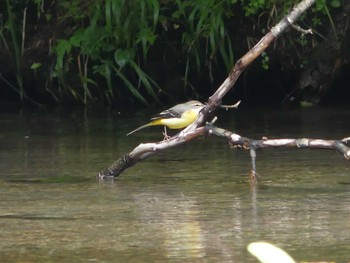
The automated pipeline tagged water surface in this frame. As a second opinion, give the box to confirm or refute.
[0,107,349,262]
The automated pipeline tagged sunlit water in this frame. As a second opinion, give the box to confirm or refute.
[0,107,349,262]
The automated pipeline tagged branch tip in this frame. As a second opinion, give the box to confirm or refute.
[291,24,313,35]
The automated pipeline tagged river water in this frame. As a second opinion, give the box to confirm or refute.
[0,106,349,262]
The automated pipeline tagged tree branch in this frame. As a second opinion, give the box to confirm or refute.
[206,125,350,180]
[98,127,206,179]
[98,0,321,180]
[98,122,350,180]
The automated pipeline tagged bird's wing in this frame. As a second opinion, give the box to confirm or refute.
[150,109,181,120]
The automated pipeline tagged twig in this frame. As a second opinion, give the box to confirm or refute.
[342,137,350,143]
[219,100,241,110]
[291,24,313,35]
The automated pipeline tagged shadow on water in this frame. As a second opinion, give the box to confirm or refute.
[0,106,350,262]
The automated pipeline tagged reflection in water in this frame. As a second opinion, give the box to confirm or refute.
[134,193,206,260]
[0,107,350,262]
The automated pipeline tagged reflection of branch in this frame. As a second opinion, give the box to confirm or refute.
[98,0,318,180]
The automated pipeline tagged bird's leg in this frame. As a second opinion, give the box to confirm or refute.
[162,126,171,141]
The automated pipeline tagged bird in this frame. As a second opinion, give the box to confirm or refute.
[127,100,205,137]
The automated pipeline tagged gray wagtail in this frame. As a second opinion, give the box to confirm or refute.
[127,100,205,136]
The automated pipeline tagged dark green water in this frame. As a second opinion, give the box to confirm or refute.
[0,107,349,262]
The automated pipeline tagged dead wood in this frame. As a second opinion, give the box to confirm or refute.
[97,0,350,181]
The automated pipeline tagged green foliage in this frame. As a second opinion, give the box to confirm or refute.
[2,0,24,101]
[241,0,267,16]
[30,62,42,70]
[48,0,161,105]
[171,0,235,79]
[0,0,344,106]
[49,0,239,105]
[261,52,269,70]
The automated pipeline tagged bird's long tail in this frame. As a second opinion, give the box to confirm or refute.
[126,123,152,136]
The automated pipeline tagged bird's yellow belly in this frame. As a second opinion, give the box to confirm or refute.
[154,110,198,129]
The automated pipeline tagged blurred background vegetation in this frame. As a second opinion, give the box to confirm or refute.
[0,0,349,109]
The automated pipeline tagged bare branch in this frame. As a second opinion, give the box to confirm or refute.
[206,125,350,181]
[207,124,350,158]
[98,0,321,179]
[342,137,350,143]
[219,100,241,109]
[291,24,314,35]
[98,127,206,179]
[99,123,350,180]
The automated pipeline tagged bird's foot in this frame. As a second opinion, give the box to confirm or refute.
[162,132,171,141]
[162,126,171,141]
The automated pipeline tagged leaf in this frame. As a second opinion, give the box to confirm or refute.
[69,30,84,47]
[148,0,160,29]
[30,62,42,70]
[315,0,326,11]
[114,48,135,67]
[330,0,340,8]
[112,65,148,105]
[55,39,72,57]
[54,39,72,69]
[130,61,160,102]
